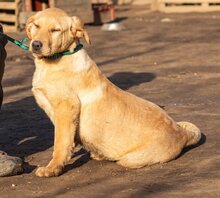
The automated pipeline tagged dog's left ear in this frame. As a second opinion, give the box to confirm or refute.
[71,16,91,45]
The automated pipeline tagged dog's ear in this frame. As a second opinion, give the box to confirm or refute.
[71,16,91,45]
[25,15,35,39]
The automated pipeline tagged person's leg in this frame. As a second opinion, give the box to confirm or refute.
[0,24,23,176]
[0,24,7,108]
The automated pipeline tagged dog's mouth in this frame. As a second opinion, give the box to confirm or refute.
[31,50,45,58]
[30,46,54,58]
[30,40,54,58]
[32,49,64,59]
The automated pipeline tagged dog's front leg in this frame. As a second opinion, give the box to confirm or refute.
[35,96,80,177]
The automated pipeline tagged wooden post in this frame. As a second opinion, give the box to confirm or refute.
[25,0,32,11]
[49,0,55,7]
[109,5,115,20]
[42,2,47,10]
[92,5,102,25]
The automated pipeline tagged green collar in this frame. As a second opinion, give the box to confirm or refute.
[0,32,83,60]
[43,44,83,60]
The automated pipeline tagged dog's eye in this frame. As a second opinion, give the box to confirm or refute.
[34,24,39,28]
[51,29,61,33]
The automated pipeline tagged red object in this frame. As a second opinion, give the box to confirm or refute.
[34,0,42,11]
[92,3,116,25]
[31,0,50,11]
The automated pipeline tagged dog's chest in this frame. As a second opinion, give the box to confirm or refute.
[32,65,48,87]
[32,63,70,91]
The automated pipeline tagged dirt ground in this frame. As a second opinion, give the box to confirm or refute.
[0,5,219,198]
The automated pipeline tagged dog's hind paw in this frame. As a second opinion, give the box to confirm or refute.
[35,166,62,177]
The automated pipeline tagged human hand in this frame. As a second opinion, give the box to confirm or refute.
[0,24,8,47]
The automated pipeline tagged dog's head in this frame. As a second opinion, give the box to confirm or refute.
[26,8,90,58]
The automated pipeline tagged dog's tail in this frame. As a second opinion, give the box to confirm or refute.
[177,121,201,147]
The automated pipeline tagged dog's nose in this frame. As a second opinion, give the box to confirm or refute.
[32,40,43,51]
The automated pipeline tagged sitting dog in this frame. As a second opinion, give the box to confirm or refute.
[26,8,201,177]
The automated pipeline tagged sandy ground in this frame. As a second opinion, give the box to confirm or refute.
[0,6,219,198]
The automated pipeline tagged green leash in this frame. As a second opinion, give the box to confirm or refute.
[0,32,29,50]
[0,32,83,60]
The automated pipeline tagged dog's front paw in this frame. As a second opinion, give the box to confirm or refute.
[35,166,62,177]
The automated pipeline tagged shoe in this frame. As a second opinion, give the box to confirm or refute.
[0,151,23,177]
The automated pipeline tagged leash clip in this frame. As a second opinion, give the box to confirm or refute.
[14,38,29,50]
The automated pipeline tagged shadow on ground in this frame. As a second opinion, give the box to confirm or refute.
[0,97,53,173]
[108,71,156,90]
[182,133,206,156]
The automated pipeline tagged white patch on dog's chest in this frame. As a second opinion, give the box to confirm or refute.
[73,49,92,72]
[32,65,48,87]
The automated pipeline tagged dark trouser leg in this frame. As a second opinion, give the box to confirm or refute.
[0,24,23,176]
[0,24,7,109]
[0,85,2,108]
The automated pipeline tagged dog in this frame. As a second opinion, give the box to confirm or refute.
[26,8,201,177]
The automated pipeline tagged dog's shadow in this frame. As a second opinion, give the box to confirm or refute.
[181,133,206,156]
[108,72,156,90]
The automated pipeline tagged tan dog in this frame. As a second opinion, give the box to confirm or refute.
[26,8,201,177]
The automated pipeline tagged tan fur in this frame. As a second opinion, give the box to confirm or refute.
[26,8,201,177]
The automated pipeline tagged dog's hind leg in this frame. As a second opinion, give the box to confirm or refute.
[117,144,182,169]
[117,147,157,169]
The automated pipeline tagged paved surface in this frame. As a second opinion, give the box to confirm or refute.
[0,6,219,198]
